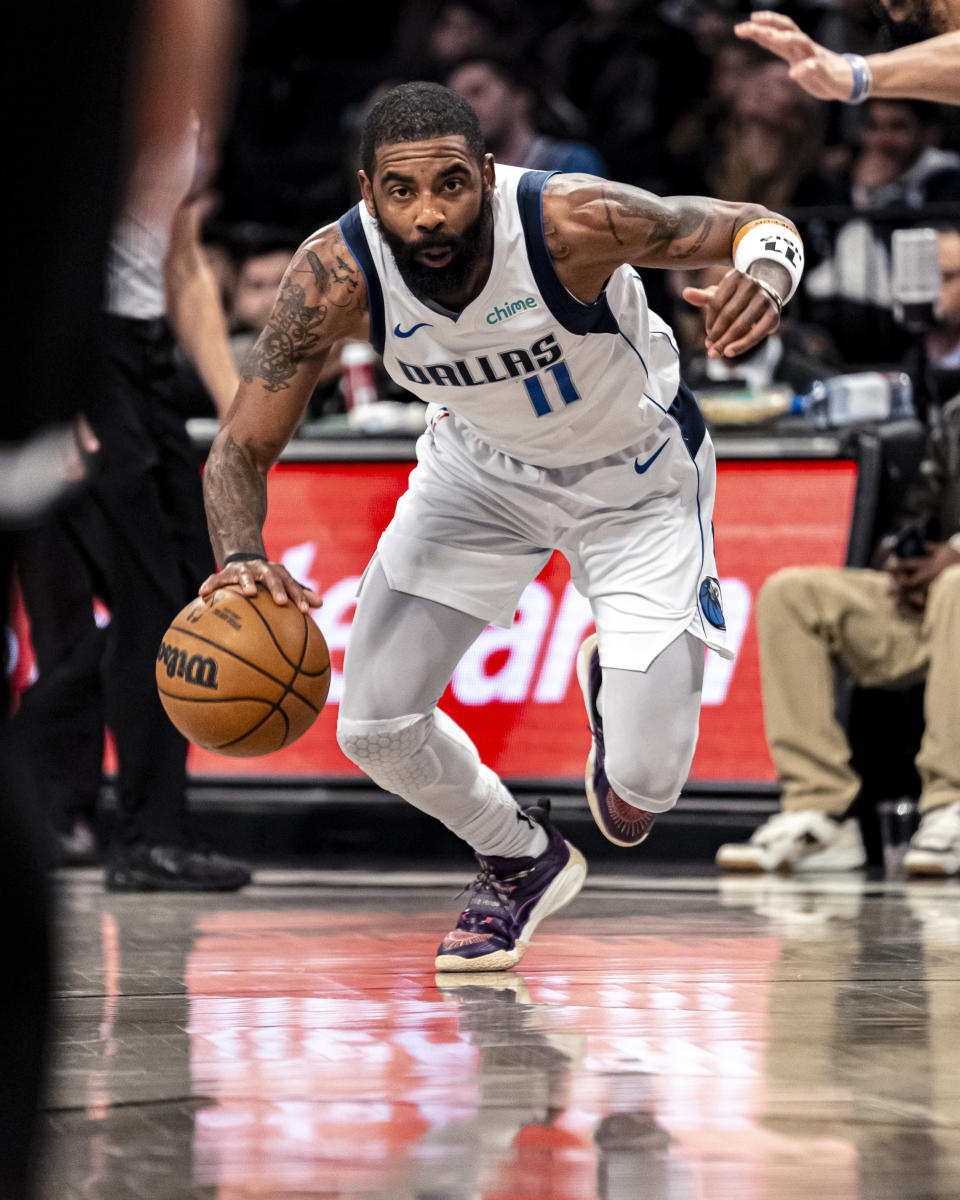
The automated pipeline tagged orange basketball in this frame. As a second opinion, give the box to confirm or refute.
[156,586,330,756]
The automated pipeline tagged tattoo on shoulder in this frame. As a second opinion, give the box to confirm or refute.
[240,232,367,392]
[602,185,715,260]
[239,283,327,392]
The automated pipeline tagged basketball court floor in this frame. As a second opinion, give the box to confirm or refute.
[39,864,960,1199]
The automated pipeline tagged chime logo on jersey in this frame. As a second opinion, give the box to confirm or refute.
[395,331,581,417]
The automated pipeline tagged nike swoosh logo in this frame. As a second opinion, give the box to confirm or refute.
[393,321,432,338]
[634,439,670,474]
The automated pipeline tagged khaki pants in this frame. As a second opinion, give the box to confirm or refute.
[757,563,960,815]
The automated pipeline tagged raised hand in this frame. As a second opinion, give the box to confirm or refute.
[734,12,856,102]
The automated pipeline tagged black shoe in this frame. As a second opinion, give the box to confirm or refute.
[52,817,101,866]
[105,842,252,892]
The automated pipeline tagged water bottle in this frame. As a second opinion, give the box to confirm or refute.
[341,341,378,410]
[791,371,914,429]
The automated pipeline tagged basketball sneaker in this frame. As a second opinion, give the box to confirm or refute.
[714,809,866,873]
[575,633,657,847]
[435,800,587,973]
[904,802,960,876]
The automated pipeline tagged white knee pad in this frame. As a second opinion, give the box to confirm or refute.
[336,708,483,798]
[337,711,440,794]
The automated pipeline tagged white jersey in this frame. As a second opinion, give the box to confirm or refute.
[340,164,702,469]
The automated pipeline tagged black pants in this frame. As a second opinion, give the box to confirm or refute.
[0,533,53,1200]
[16,522,105,833]
[18,316,216,845]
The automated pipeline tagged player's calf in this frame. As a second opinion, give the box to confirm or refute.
[576,633,677,848]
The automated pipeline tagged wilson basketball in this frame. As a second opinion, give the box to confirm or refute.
[156,586,330,756]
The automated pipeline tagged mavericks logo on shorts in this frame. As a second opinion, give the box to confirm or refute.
[699,577,726,630]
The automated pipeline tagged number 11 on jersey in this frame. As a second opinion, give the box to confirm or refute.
[523,361,581,416]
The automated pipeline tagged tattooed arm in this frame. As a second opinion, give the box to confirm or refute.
[200,223,368,608]
[542,176,797,359]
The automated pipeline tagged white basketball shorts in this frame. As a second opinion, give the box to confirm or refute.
[374,405,734,671]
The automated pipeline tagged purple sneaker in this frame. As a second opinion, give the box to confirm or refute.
[435,800,587,973]
[575,633,656,848]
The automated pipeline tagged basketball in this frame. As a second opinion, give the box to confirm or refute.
[155,586,330,756]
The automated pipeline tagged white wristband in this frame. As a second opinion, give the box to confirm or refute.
[733,219,804,303]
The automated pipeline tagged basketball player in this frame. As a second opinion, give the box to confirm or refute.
[200,83,804,971]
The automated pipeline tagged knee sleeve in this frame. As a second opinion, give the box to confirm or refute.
[336,708,483,798]
[337,711,440,794]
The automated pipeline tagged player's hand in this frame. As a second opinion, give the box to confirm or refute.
[886,541,960,617]
[682,269,781,359]
[198,559,323,613]
[734,12,855,101]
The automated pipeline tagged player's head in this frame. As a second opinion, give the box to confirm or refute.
[359,82,495,305]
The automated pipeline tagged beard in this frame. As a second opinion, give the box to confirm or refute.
[375,191,493,306]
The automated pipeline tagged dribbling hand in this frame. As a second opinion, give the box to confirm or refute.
[198,559,323,613]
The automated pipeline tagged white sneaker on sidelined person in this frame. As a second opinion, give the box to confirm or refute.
[715,810,867,873]
[904,802,960,877]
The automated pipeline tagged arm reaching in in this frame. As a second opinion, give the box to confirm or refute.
[200,223,369,607]
[543,177,800,358]
[735,12,960,106]
[165,193,239,421]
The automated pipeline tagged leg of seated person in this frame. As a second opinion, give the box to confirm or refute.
[915,563,960,814]
[758,566,929,815]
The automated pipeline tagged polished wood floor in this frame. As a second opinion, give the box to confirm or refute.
[39,866,960,1199]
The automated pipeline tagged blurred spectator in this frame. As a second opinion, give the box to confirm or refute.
[679,57,826,209]
[668,32,771,160]
[543,0,708,192]
[447,54,605,172]
[902,224,960,408]
[228,242,299,366]
[803,99,960,366]
[393,0,533,75]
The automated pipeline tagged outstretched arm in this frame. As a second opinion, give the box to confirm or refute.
[165,194,238,421]
[735,12,960,105]
[201,223,369,607]
[543,176,801,359]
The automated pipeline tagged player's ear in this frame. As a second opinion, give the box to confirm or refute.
[482,153,495,194]
[359,170,375,216]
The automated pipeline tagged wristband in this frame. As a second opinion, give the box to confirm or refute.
[733,218,804,303]
[842,53,873,105]
[223,552,267,565]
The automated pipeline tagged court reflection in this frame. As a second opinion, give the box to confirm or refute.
[183,905,861,1198]
[40,876,960,1198]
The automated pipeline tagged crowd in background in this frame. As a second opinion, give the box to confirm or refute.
[180,0,960,421]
